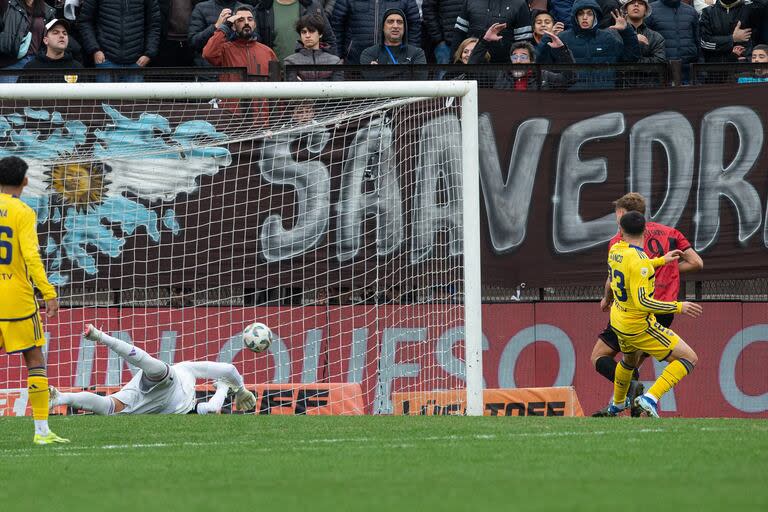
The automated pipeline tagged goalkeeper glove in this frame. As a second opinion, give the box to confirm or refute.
[234,387,257,411]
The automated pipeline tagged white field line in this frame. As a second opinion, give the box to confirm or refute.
[0,428,678,458]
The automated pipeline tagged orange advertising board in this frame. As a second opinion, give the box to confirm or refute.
[0,383,364,416]
[391,387,585,416]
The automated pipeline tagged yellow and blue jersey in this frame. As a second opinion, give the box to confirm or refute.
[608,241,681,335]
[0,192,56,321]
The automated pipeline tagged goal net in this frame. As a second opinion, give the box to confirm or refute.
[0,82,482,416]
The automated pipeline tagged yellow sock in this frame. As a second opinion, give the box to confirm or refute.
[613,360,634,405]
[27,368,49,421]
[647,359,692,401]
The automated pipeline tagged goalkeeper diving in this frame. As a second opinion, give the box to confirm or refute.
[50,325,257,415]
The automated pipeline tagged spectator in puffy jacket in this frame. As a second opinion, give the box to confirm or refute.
[470,22,575,89]
[79,0,161,82]
[0,0,55,82]
[537,0,640,87]
[255,0,336,60]
[359,8,426,79]
[188,0,256,67]
[548,0,575,28]
[21,18,84,83]
[331,0,421,64]
[645,0,698,76]
[453,0,533,62]
[699,0,766,62]
[621,0,665,62]
[422,0,464,63]
[283,13,342,80]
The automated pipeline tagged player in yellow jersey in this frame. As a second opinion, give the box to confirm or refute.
[0,156,69,444]
[605,211,702,418]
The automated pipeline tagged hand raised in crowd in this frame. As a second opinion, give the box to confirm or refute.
[733,45,746,58]
[637,34,649,45]
[609,10,627,31]
[93,50,105,64]
[543,31,564,48]
[136,56,150,67]
[215,8,232,28]
[733,21,751,43]
[552,22,565,35]
[483,22,507,42]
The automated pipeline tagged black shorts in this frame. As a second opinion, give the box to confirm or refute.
[598,313,674,353]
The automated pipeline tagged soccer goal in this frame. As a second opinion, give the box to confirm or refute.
[0,81,483,416]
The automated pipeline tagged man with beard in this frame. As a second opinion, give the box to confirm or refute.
[203,5,278,80]
[203,6,277,121]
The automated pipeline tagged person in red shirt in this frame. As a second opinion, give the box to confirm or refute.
[591,192,703,416]
[203,6,278,80]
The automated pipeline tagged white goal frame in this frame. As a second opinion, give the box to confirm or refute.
[0,81,483,416]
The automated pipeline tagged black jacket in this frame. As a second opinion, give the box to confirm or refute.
[699,0,766,62]
[452,0,532,62]
[331,0,421,64]
[20,50,84,82]
[422,0,464,47]
[79,0,161,64]
[359,7,426,78]
[635,22,666,63]
[645,0,699,65]
[255,0,337,55]
[0,0,55,66]
[469,38,576,89]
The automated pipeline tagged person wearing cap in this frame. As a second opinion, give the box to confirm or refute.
[0,0,55,82]
[21,18,83,82]
[621,0,665,63]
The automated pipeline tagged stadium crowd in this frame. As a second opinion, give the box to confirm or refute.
[2,0,768,84]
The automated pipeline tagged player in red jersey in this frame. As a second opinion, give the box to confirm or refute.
[591,193,703,416]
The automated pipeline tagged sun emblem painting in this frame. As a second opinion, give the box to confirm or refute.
[49,162,106,212]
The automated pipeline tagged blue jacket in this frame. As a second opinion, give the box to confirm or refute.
[538,0,639,64]
[331,0,421,64]
[548,0,575,29]
[537,0,640,88]
[646,0,699,65]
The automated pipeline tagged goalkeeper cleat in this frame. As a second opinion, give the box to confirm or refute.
[49,385,60,410]
[33,431,71,445]
[604,397,631,417]
[83,324,103,342]
[628,381,645,418]
[634,395,660,418]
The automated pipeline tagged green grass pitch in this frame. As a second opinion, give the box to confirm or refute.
[1,416,766,511]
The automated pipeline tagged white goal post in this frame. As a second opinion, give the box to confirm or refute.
[0,81,483,416]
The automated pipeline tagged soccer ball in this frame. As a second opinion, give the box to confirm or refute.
[242,322,273,353]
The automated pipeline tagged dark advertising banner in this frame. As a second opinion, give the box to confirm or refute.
[478,84,768,287]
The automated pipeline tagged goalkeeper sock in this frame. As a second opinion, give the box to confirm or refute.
[28,367,49,435]
[647,359,693,401]
[95,330,167,380]
[56,391,114,415]
[613,361,634,406]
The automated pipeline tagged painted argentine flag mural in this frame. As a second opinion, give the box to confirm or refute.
[5,104,231,285]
